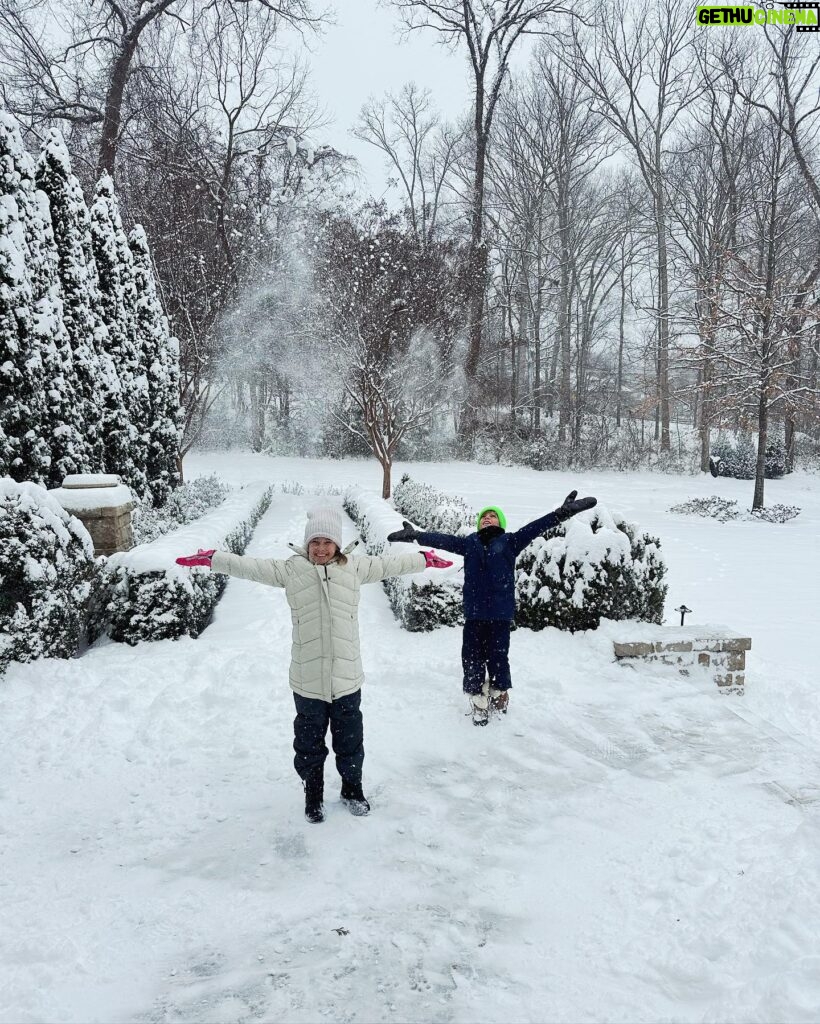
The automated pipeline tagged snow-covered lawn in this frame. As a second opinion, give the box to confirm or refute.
[2,454,819,1023]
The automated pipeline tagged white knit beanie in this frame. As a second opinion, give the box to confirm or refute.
[304,506,343,549]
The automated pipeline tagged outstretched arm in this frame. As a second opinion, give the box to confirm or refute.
[387,520,468,557]
[414,530,467,556]
[208,551,288,588]
[355,550,427,585]
[509,491,598,556]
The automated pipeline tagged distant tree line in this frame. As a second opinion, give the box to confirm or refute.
[2,1,818,507]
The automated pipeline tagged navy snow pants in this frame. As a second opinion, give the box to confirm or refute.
[292,690,364,783]
[461,619,512,695]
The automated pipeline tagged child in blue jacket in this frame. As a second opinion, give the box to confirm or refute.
[387,491,596,724]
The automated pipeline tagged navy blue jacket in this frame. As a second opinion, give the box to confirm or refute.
[416,510,563,621]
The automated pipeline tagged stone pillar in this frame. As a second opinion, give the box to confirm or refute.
[49,474,134,556]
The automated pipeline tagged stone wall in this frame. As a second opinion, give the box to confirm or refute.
[612,627,751,694]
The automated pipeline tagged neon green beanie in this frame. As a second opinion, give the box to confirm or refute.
[476,505,507,530]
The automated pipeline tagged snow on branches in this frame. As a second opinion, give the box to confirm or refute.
[1,113,180,503]
[0,476,96,673]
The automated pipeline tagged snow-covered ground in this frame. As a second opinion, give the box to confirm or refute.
[2,454,820,1024]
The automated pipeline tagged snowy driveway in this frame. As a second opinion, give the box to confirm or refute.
[2,463,820,1023]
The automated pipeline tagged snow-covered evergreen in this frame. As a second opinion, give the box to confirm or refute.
[35,129,109,474]
[0,476,95,673]
[129,224,181,506]
[90,174,150,495]
[515,504,667,632]
[0,113,48,483]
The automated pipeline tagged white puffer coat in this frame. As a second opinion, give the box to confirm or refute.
[211,544,426,702]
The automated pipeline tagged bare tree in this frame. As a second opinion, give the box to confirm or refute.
[355,83,463,245]
[116,1,329,459]
[734,27,820,471]
[568,0,701,450]
[0,0,324,178]
[386,0,576,439]
[666,38,752,471]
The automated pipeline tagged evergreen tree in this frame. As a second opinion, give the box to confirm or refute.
[21,137,88,486]
[35,129,108,473]
[0,111,49,483]
[129,224,181,506]
[90,173,150,495]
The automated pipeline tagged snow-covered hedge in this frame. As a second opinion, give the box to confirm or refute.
[131,473,230,545]
[343,486,464,632]
[96,482,273,644]
[669,496,801,524]
[0,477,96,673]
[514,504,667,633]
[392,473,474,535]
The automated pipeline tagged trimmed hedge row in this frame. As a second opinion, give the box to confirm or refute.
[1,477,97,673]
[95,481,273,644]
[393,473,474,535]
[343,486,464,632]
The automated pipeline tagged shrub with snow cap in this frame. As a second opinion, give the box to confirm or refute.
[393,474,474,536]
[96,482,273,644]
[344,486,463,632]
[0,476,96,673]
[515,503,667,633]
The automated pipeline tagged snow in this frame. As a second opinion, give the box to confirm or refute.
[62,473,121,488]
[2,455,820,1023]
[106,481,270,577]
[49,483,133,511]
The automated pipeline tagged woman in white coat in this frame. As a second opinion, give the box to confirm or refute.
[176,506,450,823]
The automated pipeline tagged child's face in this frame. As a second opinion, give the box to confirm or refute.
[309,537,338,564]
[480,510,500,529]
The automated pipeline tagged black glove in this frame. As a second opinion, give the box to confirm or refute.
[554,489,597,522]
[387,520,418,543]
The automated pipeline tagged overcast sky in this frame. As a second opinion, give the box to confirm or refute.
[305,1,471,198]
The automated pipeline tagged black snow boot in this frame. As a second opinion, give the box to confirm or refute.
[304,773,325,824]
[340,780,370,816]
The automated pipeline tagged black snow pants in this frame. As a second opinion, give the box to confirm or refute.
[461,619,512,695]
[292,690,364,783]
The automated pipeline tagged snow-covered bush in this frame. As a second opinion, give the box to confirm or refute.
[749,504,801,524]
[669,496,800,524]
[131,474,230,545]
[0,477,96,673]
[96,482,273,644]
[515,504,667,633]
[669,496,742,522]
[392,474,474,535]
[344,486,463,632]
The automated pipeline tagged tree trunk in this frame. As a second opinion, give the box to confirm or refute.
[98,40,139,177]
[616,267,626,428]
[558,195,571,442]
[753,376,768,510]
[462,89,489,440]
[381,457,392,499]
[533,255,543,431]
[655,181,671,450]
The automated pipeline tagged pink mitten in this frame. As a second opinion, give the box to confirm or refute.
[422,549,453,569]
[175,548,215,568]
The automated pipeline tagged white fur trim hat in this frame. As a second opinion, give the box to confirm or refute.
[304,506,343,548]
